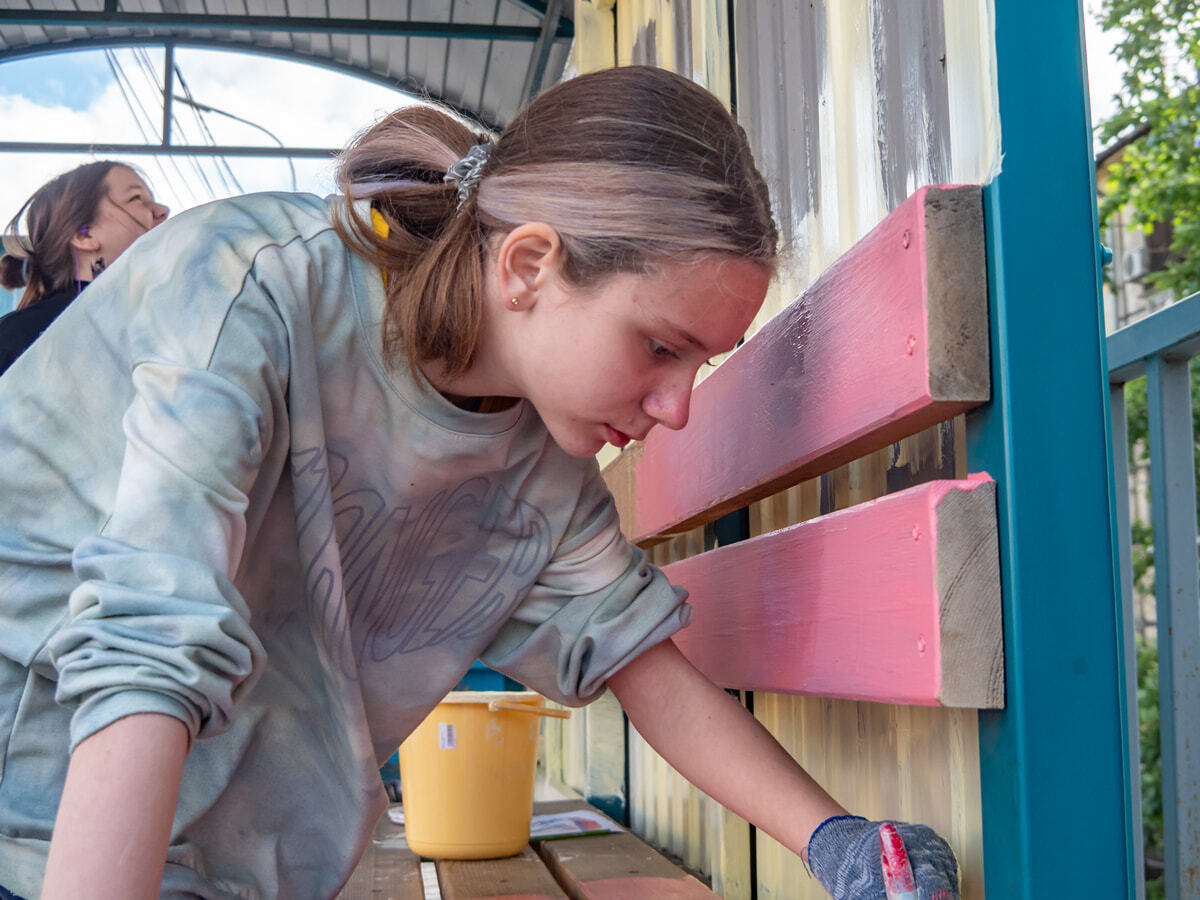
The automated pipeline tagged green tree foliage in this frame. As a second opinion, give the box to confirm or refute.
[1096,0,1200,297]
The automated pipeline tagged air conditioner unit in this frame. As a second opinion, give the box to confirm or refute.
[1124,248,1148,281]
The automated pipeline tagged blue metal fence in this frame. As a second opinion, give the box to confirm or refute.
[1108,290,1200,899]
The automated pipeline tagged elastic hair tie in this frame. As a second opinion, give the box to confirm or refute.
[444,143,493,208]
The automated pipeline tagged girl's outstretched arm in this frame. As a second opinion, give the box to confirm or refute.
[606,637,846,862]
[41,712,189,900]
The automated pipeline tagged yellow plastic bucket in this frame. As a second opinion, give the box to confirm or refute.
[398,691,570,859]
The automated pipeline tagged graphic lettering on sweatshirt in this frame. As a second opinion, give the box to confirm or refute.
[291,445,553,676]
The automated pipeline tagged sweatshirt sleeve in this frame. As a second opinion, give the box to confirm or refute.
[478,465,692,706]
[47,284,289,752]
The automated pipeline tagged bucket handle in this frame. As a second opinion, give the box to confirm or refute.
[487,699,571,719]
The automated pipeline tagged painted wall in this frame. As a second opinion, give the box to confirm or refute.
[546,2,1001,897]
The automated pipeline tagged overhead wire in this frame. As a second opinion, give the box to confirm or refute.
[103,48,198,207]
[170,62,246,195]
[127,46,221,200]
[98,45,316,208]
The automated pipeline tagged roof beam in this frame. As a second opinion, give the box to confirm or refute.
[0,11,573,41]
[521,0,563,104]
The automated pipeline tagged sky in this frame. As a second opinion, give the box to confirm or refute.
[1083,0,1123,139]
[0,46,414,220]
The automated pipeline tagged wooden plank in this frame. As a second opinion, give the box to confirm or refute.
[535,831,718,899]
[533,799,718,899]
[602,184,988,545]
[664,476,1003,707]
[337,809,424,900]
[436,845,568,900]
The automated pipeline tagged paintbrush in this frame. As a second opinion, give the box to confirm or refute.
[879,822,919,900]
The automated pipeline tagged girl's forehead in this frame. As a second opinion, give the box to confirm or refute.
[625,257,769,348]
[105,167,147,193]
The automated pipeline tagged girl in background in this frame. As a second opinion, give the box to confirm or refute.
[0,161,168,375]
[0,67,957,900]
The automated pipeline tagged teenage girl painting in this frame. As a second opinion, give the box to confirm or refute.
[0,161,168,375]
[0,66,958,899]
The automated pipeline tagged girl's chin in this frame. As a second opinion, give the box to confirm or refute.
[548,429,606,458]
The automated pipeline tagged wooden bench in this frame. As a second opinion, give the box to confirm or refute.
[338,799,719,899]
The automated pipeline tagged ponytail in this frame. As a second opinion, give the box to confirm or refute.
[334,66,777,378]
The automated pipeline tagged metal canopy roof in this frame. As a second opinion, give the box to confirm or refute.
[0,0,574,157]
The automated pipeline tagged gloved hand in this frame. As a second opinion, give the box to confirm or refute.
[807,815,959,900]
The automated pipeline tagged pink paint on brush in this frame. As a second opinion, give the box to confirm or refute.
[880,823,919,900]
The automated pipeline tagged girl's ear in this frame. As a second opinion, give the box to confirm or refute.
[493,222,562,309]
[69,229,100,253]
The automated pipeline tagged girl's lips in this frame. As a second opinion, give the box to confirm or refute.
[604,425,631,448]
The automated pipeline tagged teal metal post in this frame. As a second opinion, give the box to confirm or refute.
[967,1,1136,896]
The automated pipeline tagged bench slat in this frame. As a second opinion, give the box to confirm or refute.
[436,845,568,899]
[603,185,989,545]
[337,812,425,900]
[665,476,1003,708]
[534,832,718,899]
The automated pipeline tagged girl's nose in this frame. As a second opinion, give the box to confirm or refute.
[643,380,692,431]
[153,202,169,224]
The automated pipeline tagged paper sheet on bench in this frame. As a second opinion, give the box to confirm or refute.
[529,808,623,840]
[386,805,622,839]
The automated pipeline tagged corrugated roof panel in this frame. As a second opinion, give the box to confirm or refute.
[0,0,573,126]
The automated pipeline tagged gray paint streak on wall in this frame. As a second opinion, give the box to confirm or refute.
[674,0,693,76]
[731,0,997,310]
[734,0,826,257]
[871,0,952,210]
[628,2,695,79]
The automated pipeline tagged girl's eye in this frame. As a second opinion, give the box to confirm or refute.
[649,340,677,359]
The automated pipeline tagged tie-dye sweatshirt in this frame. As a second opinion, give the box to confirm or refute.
[0,192,691,898]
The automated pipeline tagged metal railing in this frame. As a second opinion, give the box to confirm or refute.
[1108,290,1200,900]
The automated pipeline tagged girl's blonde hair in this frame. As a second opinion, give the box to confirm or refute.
[334,65,777,378]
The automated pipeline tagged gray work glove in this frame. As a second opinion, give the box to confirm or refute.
[807,815,959,900]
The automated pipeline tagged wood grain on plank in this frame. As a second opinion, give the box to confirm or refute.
[665,476,1003,707]
[436,845,568,900]
[603,185,988,545]
[535,832,718,899]
[336,809,424,900]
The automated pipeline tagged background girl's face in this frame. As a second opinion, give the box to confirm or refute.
[509,255,770,458]
[87,166,169,263]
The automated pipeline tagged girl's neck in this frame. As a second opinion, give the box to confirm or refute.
[419,356,520,414]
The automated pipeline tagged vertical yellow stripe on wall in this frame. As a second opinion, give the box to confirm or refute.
[691,0,731,109]
[570,0,616,75]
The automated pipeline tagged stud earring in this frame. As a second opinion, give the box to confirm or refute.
[510,297,519,306]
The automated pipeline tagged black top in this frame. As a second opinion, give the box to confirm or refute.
[0,283,84,377]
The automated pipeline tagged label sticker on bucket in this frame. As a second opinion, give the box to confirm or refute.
[438,722,457,750]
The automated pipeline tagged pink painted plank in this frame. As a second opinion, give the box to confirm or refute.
[664,476,1003,708]
[603,185,988,545]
